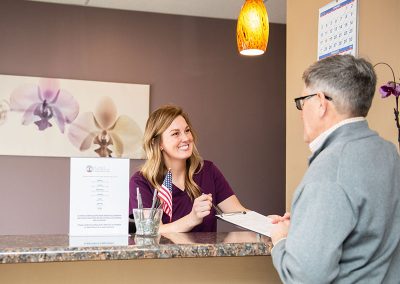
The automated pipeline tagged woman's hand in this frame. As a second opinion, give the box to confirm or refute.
[159,194,213,233]
[189,194,212,226]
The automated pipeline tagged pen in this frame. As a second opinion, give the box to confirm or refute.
[201,193,223,215]
[150,188,157,218]
[212,203,223,215]
[136,187,144,222]
[221,211,247,216]
[136,187,142,209]
[150,188,157,209]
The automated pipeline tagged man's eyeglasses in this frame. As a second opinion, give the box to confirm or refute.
[294,94,333,110]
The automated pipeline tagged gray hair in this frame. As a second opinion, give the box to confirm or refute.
[302,54,376,117]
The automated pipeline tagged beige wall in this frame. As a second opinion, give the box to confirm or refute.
[286,0,400,209]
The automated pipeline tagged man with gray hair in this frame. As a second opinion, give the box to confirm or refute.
[270,54,400,283]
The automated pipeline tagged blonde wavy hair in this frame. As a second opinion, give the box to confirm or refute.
[141,105,203,200]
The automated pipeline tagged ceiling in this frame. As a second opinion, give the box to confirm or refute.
[29,0,287,24]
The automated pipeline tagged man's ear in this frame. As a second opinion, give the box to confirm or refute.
[317,92,328,117]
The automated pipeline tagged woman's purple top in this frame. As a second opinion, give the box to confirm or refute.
[129,160,235,232]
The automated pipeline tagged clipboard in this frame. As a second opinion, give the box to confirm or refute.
[216,211,274,237]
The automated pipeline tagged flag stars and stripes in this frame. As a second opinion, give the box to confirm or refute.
[157,170,173,221]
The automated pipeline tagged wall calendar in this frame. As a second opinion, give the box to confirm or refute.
[318,0,358,60]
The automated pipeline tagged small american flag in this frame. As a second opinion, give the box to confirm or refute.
[157,170,173,221]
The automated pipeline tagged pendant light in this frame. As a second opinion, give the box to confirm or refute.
[236,0,269,56]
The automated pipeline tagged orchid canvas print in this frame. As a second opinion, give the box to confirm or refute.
[0,74,149,159]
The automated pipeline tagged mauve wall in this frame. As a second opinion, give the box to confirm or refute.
[0,0,286,234]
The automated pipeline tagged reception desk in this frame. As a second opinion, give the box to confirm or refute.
[0,231,281,283]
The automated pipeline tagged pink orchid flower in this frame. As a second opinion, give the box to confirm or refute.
[67,96,144,158]
[9,78,79,132]
[0,99,10,126]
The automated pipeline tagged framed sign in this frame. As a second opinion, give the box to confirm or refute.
[69,157,129,236]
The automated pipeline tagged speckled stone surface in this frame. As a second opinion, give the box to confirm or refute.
[0,232,272,264]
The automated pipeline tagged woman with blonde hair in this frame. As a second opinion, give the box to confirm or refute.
[129,105,246,233]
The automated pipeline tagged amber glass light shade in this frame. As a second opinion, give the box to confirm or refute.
[237,0,269,56]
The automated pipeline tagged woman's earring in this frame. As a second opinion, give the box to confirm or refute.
[160,147,163,151]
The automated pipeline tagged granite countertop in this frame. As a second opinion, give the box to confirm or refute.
[0,231,272,264]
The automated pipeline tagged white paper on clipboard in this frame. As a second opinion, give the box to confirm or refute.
[216,211,275,237]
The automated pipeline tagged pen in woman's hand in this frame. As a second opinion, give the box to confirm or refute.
[212,203,223,215]
[201,193,222,215]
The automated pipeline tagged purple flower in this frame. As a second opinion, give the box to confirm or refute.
[375,62,400,150]
[10,78,79,132]
[379,81,400,98]
[0,99,10,126]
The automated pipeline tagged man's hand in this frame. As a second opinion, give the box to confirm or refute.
[269,212,291,245]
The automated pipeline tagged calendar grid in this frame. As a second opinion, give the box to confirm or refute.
[318,0,358,60]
